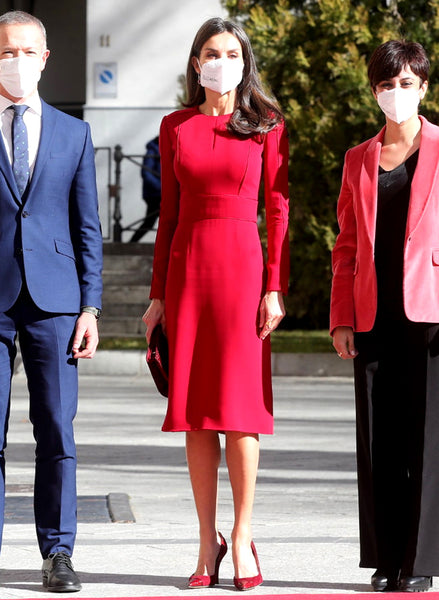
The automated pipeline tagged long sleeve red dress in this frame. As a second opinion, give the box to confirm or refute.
[150,107,289,434]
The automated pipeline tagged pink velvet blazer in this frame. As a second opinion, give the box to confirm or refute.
[330,116,439,334]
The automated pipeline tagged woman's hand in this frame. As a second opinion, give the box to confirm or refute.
[259,291,286,340]
[332,326,358,359]
[142,299,166,345]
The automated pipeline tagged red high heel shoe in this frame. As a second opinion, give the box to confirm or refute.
[233,541,263,591]
[188,532,228,588]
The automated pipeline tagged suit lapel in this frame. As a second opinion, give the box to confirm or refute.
[27,100,57,196]
[406,116,439,235]
[0,120,22,204]
[358,127,385,245]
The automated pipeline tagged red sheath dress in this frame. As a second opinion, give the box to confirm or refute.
[150,107,289,434]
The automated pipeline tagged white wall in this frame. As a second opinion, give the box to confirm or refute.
[84,0,227,241]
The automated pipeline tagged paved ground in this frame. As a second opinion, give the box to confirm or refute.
[0,370,433,598]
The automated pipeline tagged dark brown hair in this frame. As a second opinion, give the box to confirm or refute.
[184,17,282,137]
[368,40,429,90]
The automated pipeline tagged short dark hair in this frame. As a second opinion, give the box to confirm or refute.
[368,40,429,90]
[0,10,46,48]
[184,17,282,136]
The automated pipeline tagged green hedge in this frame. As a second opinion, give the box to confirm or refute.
[98,330,333,353]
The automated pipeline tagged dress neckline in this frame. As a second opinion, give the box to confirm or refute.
[196,106,233,118]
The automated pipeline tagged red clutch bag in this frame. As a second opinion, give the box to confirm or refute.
[146,324,169,397]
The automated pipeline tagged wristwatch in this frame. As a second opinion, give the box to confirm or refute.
[81,306,101,320]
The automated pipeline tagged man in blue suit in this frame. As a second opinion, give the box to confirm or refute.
[0,10,103,592]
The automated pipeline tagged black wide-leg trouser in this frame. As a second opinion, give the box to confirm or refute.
[354,318,439,576]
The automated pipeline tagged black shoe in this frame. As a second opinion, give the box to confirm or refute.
[371,569,399,592]
[398,575,432,592]
[42,552,82,592]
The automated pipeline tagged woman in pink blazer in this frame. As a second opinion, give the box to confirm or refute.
[330,41,439,593]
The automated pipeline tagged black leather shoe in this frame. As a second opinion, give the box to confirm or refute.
[371,569,399,592]
[398,575,432,592]
[42,552,82,592]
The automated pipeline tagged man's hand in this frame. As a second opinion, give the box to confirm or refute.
[72,312,99,359]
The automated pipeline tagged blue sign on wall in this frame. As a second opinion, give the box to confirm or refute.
[94,62,117,98]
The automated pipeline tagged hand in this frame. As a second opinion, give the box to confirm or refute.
[142,298,166,345]
[72,312,99,359]
[332,326,358,359]
[258,291,286,340]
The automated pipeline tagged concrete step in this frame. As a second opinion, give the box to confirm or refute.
[100,243,154,338]
[102,271,150,286]
[99,317,146,337]
[103,242,155,255]
[103,285,150,304]
[102,304,146,318]
[103,254,154,273]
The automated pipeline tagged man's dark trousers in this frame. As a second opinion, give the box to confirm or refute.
[0,286,79,558]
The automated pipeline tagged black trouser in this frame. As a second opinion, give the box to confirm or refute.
[354,318,439,575]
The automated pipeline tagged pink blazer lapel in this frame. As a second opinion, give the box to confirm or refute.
[406,116,439,236]
[358,127,385,245]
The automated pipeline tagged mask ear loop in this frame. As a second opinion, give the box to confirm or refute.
[196,58,201,85]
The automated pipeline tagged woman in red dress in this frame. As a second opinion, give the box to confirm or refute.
[143,17,289,590]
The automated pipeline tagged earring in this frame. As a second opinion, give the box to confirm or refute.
[197,73,201,85]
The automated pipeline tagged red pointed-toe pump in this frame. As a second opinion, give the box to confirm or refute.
[233,541,263,591]
[188,532,228,588]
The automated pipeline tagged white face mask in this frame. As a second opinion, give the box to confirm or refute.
[0,56,42,98]
[199,57,244,95]
[377,87,421,124]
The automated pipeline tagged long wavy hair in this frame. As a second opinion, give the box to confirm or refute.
[184,17,283,137]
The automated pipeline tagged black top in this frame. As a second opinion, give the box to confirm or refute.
[374,149,419,321]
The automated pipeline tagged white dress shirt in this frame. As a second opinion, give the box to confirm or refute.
[0,92,42,179]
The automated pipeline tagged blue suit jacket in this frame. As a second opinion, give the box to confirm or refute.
[0,100,103,313]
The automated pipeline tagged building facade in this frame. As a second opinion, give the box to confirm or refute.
[85,0,226,240]
[0,0,226,240]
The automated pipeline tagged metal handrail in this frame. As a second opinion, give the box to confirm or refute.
[95,144,160,242]
[112,145,146,241]
[94,146,112,241]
